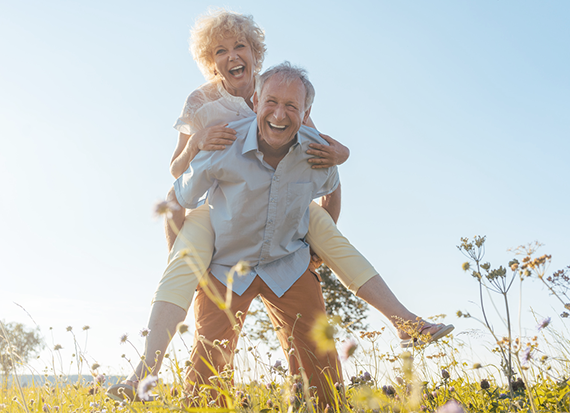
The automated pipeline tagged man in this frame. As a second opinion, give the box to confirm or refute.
[171,62,342,404]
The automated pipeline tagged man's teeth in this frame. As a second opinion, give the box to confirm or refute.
[270,123,286,129]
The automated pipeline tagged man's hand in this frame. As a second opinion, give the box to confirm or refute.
[165,187,186,251]
[194,123,237,151]
[306,134,350,169]
[310,249,324,268]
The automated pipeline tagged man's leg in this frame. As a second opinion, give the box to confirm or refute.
[185,274,257,403]
[260,268,342,407]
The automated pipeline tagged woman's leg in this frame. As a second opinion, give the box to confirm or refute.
[118,204,214,389]
[306,202,447,340]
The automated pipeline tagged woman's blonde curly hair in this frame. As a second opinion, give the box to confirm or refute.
[190,8,266,81]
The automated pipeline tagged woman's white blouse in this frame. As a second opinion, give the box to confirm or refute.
[173,80,256,135]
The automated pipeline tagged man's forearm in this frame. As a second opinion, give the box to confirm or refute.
[319,183,341,223]
[165,186,186,251]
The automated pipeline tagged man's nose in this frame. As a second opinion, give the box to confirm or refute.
[272,104,286,121]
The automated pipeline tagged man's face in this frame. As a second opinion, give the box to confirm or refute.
[254,75,311,151]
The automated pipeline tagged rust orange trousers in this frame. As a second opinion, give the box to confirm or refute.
[185,267,342,405]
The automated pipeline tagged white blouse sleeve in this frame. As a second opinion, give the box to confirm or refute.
[173,90,206,136]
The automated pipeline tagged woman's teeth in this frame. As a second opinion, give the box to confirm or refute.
[229,65,244,75]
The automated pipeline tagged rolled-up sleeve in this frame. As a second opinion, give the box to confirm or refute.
[174,151,215,209]
[315,166,340,198]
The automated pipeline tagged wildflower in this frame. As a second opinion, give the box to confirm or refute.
[362,371,371,382]
[83,325,90,331]
[441,369,450,379]
[480,379,490,390]
[91,363,100,371]
[436,400,466,413]
[339,337,358,361]
[119,333,128,344]
[232,260,249,276]
[177,322,189,334]
[512,378,525,391]
[94,374,105,384]
[53,344,62,351]
[311,314,339,353]
[472,363,482,369]
[521,346,532,366]
[273,360,282,369]
[461,262,470,271]
[153,198,180,219]
[266,399,273,408]
[137,375,158,401]
[66,326,73,332]
[537,317,551,330]
[235,311,244,318]
[382,385,395,396]
[140,327,151,337]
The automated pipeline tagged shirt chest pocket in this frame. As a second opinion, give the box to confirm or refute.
[286,182,313,222]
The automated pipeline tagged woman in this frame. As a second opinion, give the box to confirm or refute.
[107,8,453,402]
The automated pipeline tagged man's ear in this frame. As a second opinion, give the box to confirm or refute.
[302,106,312,124]
[253,91,259,114]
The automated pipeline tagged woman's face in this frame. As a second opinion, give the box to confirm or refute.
[212,35,256,98]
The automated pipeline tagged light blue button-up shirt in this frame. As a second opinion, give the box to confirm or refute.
[174,116,340,297]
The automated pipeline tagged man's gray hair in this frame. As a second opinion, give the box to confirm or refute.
[256,61,315,112]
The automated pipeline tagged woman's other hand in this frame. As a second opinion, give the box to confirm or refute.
[170,123,237,178]
[306,134,350,169]
[194,123,237,151]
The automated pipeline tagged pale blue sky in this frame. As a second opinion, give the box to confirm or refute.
[1,1,569,378]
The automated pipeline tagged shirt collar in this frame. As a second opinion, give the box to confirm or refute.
[242,119,260,154]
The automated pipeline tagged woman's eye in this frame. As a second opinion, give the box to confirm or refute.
[215,49,225,55]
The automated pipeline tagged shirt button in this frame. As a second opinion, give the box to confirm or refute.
[268,219,273,224]
[271,198,276,202]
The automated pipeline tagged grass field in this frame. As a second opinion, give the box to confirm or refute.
[2,237,569,412]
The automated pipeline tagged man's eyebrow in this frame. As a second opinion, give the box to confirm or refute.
[264,94,299,105]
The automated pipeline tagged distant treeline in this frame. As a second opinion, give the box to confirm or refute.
[3,375,124,387]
